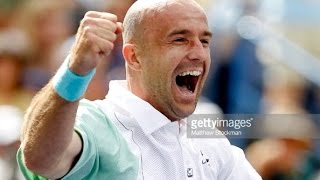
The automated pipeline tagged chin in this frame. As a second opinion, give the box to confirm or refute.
[172,104,197,120]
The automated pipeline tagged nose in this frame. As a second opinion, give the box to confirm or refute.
[187,39,208,61]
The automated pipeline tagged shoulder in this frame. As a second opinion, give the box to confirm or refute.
[75,99,113,128]
[74,99,121,149]
[77,99,105,117]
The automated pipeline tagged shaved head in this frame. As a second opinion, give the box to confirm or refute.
[121,0,211,120]
[122,0,206,45]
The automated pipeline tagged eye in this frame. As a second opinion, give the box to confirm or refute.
[201,39,210,47]
[173,37,187,44]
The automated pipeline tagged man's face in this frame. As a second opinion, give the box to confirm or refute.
[136,1,212,120]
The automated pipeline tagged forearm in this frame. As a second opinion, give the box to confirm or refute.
[19,11,121,178]
[21,82,80,175]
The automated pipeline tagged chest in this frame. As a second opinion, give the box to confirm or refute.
[109,111,218,180]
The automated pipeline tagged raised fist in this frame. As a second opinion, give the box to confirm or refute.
[68,11,122,75]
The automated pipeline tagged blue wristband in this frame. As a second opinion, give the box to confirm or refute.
[52,57,96,102]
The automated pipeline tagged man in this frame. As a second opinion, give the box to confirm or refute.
[18,0,261,179]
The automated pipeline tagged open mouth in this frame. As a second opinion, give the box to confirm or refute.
[175,70,201,93]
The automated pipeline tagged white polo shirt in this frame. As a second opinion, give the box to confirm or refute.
[17,80,262,180]
[99,80,261,179]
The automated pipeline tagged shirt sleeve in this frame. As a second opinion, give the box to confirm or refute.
[16,99,118,180]
[62,99,122,179]
[61,125,97,179]
[16,149,47,180]
[16,126,97,180]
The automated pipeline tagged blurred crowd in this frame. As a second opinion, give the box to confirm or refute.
[0,0,320,179]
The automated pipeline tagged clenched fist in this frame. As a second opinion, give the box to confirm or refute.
[68,11,123,76]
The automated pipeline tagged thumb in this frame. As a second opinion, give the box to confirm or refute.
[115,22,123,34]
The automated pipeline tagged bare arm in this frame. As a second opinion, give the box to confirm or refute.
[21,84,81,178]
[20,11,122,179]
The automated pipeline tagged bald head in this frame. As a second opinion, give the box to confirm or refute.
[121,0,212,120]
[122,0,206,45]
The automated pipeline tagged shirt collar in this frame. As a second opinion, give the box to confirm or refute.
[106,80,173,135]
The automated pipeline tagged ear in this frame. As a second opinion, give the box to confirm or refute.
[123,43,141,71]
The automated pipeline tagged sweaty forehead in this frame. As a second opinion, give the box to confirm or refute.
[133,0,204,11]
[147,1,209,37]
[147,0,207,21]
[123,0,208,44]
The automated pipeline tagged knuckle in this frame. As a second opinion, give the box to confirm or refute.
[83,32,95,46]
[92,44,100,53]
[106,41,114,51]
[111,14,118,22]
[105,31,116,41]
[85,11,97,17]
[82,26,92,35]
[110,33,117,41]
[107,13,118,22]
[105,21,118,33]
[110,22,118,32]
[81,17,94,26]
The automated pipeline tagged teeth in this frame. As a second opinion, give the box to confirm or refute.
[178,70,202,76]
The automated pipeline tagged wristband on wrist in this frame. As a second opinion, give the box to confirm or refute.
[52,57,96,102]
